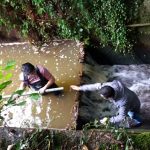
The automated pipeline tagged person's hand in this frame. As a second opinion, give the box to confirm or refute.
[39,87,46,94]
[100,117,108,125]
[70,85,80,91]
[12,94,20,100]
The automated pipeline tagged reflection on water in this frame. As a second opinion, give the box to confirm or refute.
[0,40,82,128]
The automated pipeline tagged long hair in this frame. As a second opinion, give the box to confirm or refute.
[21,62,35,75]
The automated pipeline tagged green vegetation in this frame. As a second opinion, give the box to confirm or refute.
[0,61,41,149]
[0,61,26,122]
[1,1,150,149]
[11,120,145,150]
[0,118,148,150]
[131,132,150,150]
[14,129,52,150]
[82,120,134,149]
[0,0,143,53]
[10,128,150,150]
[0,61,39,123]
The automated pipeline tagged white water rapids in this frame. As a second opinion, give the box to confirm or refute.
[78,61,150,128]
[99,65,150,121]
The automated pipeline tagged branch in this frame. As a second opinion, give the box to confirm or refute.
[127,23,150,27]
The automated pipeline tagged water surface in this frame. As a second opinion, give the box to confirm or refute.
[0,40,82,129]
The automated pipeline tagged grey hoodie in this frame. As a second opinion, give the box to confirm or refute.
[79,80,141,124]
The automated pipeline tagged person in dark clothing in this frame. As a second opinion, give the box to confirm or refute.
[13,62,60,98]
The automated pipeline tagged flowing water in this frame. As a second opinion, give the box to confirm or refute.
[0,40,82,129]
[78,62,150,129]
[99,65,150,121]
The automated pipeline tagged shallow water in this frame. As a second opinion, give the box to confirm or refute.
[0,40,82,129]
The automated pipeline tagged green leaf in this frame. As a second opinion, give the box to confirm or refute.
[29,93,40,100]
[14,89,24,95]
[14,142,22,150]
[15,101,26,106]
[125,145,129,150]
[37,8,45,15]
[4,73,13,80]
[117,132,122,140]
[0,95,2,100]
[6,99,16,106]
[0,18,5,26]
[93,119,99,127]
[0,80,12,91]
[0,72,3,79]
[4,60,16,70]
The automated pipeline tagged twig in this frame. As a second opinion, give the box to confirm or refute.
[127,23,150,27]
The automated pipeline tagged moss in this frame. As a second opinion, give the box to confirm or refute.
[0,139,8,150]
[131,132,150,150]
[53,132,64,146]
[99,143,120,150]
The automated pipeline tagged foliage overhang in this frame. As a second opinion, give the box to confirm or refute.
[0,0,143,53]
